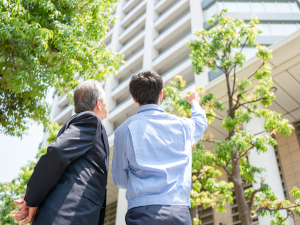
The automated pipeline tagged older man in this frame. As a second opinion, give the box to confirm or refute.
[13,80,109,225]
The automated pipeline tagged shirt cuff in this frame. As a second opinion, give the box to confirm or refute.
[191,101,201,110]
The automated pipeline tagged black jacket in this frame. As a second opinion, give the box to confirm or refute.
[24,111,109,225]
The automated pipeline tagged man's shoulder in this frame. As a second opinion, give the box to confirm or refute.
[63,111,99,133]
[115,115,137,135]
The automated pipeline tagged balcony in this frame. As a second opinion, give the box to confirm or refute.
[153,33,191,74]
[111,68,142,100]
[154,13,191,52]
[155,0,176,15]
[119,30,145,60]
[108,97,136,123]
[53,104,73,125]
[104,28,113,45]
[119,13,146,44]
[154,0,190,32]
[121,1,146,29]
[123,0,142,14]
[114,48,144,80]
[161,57,192,86]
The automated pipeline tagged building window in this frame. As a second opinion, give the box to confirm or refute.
[104,202,117,225]
[207,1,300,19]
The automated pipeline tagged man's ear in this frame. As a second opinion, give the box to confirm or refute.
[96,99,102,111]
[131,96,138,105]
[159,90,163,102]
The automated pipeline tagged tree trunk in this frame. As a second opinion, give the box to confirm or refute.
[225,71,253,225]
[232,149,253,225]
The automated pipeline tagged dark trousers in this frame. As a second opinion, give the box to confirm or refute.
[125,205,192,225]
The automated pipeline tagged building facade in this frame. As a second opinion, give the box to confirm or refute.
[45,0,300,224]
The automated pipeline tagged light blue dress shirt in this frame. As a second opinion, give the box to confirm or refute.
[112,102,207,210]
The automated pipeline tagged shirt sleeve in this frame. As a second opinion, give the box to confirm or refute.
[112,128,129,189]
[24,115,98,207]
[182,102,208,145]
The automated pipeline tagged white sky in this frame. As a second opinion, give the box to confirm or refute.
[0,90,54,183]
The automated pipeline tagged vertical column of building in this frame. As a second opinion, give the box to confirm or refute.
[115,188,127,225]
[142,0,159,70]
[245,116,291,225]
[103,0,126,134]
[189,0,209,87]
[112,2,130,225]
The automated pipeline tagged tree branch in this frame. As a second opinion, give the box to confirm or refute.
[237,145,254,161]
[240,37,249,54]
[237,97,268,108]
[252,204,300,220]
[201,139,217,143]
[247,62,264,80]
[231,65,237,97]
[0,47,12,58]
[249,188,261,210]
[212,158,232,177]
[206,113,224,121]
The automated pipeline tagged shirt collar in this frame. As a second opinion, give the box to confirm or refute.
[137,104,163,114]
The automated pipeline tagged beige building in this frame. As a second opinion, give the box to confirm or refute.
[44,0,300,224]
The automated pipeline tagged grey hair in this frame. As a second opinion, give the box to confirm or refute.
[74,79,105,113]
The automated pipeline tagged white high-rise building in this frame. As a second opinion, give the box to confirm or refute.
[45,1,300,225]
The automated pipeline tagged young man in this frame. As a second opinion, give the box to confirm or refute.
[13,80,110,225]
[112,71,208,225]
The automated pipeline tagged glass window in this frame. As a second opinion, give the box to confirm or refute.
[251,2,265,12]
[264,2,278,12]
[277,3,292,13]
[224,2,237,12]
[237,2,251,12]
[284,24,298,35]
[206,4,218,18]
[270,24,285,36]
[290,2,300,13]
[256,24,271,36]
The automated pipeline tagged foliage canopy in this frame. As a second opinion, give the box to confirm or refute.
[0,0,123,137]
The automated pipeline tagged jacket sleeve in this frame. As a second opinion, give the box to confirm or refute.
[182,102,208,145]
[24,115,98,207]
[111,128,129,189]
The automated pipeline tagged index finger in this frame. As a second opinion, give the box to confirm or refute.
[14,199,24,205]
[192,86,195,92]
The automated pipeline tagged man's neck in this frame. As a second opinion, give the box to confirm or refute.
[138,102,160,109]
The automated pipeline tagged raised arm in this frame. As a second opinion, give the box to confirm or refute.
[185,90,208,145]
[24,115,98,207]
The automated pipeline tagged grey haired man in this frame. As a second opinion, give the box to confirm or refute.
[13,80,110,225]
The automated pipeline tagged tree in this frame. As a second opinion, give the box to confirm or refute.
[163,9,300,225]
[0,123,61,225]
[0,0,123,137]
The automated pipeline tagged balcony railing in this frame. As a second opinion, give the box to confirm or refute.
[123,0,143,15]
[113,68,142,91]
[154,12,190,41]
[124,48,143,63]
[161,57,190,78]
[109,96,132,113]
[122,0,145,22]
[153,32,191,61]
[119,12,146,36]
[155,0,181,22]
[183,80,195,91]
[119,30,145,53]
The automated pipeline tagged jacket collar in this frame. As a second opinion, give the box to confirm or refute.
[137,104,163,114]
